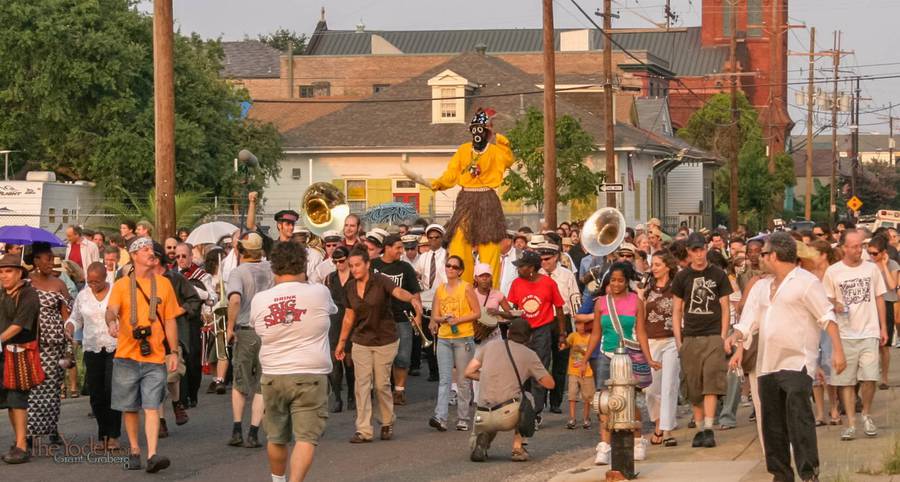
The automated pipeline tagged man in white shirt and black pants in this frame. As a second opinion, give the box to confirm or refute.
[414,224,447,381]
[251,242,335,482]
[726,232,846,482]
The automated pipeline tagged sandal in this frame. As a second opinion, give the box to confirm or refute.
[69,388,80,399]
[829,417,842,426]
[582,420,591,430]
[511,447,529,462]
[815,419,826,427]
[663,437,678,447]
[650,430,664,445]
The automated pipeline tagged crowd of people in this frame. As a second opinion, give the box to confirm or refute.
[0,203,898,482]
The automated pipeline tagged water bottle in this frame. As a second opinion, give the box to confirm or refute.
[449,316,459,335]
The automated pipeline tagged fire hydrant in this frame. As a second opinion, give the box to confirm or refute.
[592,344,640,480]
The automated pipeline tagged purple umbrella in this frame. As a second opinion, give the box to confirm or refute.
[0,225,65,247]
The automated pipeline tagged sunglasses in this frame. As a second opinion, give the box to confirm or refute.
[445,264,462,270]
[540,255,554,261]
[334,258,347,264]
[867,250,881,257]
[619,253,635,259]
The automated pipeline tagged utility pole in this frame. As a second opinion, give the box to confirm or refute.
[804,27,816,220]
[727,0,738,231]
[767,0,779,175]
[603,0,617,209]
[542,0,558,228]
[851,76,861,199]
[153,0,175,241]
[889,103,895,166]
[830,31,841,224]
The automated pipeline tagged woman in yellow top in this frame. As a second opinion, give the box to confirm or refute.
[430,108,514,287]
[428,255,481,432]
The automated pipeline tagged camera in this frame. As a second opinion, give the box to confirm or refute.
[133,325,153,357]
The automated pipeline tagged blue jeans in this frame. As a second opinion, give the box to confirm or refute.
[434,337,474,423]
[393,322,413,369]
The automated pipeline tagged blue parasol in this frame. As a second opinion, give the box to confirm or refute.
[0,225,65,247]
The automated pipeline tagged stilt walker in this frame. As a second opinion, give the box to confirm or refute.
[407,108,513,286]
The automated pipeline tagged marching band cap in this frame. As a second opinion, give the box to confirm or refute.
[274,209,300,224]
[366,228,389,247]
[292,225,311,235]
[425,224,445,236]
[322,230,341,243]
[401,234,419,248]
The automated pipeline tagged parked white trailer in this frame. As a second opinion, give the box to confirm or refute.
[0,171,99,237]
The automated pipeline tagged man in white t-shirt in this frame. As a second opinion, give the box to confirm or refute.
[822,230,888,441]
[251,242,335,482]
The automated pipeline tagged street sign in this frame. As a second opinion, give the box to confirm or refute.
[847,196,863,212]
[599,183,624,193]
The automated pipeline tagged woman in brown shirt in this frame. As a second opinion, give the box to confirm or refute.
[636,250,680,447]
[334,247,419,443]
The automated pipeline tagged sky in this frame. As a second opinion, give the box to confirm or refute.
[138,0,900,137]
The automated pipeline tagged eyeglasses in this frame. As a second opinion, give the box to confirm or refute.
[445,264,462,270]
[175,254,189,259]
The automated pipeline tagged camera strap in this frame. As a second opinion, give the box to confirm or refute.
[129,270,171,354]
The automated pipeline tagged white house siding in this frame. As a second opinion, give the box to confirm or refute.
[666,163,703,216]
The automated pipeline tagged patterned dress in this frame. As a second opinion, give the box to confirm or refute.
[27,288,69,437]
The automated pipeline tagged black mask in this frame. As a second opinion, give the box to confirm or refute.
[470,125,489,151]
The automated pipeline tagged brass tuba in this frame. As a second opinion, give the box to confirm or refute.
[302,182,351,237]
[581,208,626,257]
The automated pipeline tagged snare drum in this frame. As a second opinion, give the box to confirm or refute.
[473,309,499,342]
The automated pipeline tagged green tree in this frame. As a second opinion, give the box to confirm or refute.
[853,160,900,213]
[256,28,307,54]
[502,108,603,210]
[0,0,282,201]
[101,189,215,231]
[677,92,795,229]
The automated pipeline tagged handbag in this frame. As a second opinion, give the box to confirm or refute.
[605,294,652,389]
[2,286,46,391]
[503,339,536,438]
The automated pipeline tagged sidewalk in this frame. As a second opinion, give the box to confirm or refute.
[551,348,900,482]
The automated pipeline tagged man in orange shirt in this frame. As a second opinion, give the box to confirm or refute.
[106,237,182,474]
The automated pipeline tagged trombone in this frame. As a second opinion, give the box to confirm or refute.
[211,253,230,360]
[406,310,433,349]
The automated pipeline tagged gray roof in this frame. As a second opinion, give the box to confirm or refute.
[222,41,281,78]
[790,134,895,156]
[305,27,727,77]
[281,52,714,161]
[634,97,673,136]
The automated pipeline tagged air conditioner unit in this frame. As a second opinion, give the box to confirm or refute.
[291,168,302,180]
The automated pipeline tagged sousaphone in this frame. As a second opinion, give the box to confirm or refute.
[581,207,626,256]
[302,182,350,237]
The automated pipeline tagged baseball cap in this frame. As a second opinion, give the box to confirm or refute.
[473,263,492,277]
[686,232,707,249]
[239,232,264,251]
[513,250,541,269]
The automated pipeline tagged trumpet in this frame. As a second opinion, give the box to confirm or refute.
[406,310,433,349]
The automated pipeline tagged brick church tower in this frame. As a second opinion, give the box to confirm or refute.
[700,0,792,156]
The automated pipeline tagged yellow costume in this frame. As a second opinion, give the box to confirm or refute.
[431,132,513,287]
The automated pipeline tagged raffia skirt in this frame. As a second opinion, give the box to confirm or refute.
[444,188,506,246]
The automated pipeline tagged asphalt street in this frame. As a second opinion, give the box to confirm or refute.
[0,373,598,481]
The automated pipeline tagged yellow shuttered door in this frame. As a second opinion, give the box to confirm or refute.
[367,178,392,207]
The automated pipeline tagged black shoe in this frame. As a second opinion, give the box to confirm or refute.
[207,381,217,394]
[702,429,716,448]
[158,419,169,439]
[48,433,63,446]
[409,368,421,376]
[534,414,543,431]
[125,453,141,470]
[244,434,261,448]
[470,432,490,462]
[173,401,189,426]
[688,419,697,429]
[330,399,343,413]
[429,417,447,432]
[347,398,356,411]
[549,406,562,414]
[145,454,170,473]
[427,373,439,382]
[215,381,227,395]
[228,432,243,447]
[187,398,197,409]
[691,430,706,447]
[2,446,30,464]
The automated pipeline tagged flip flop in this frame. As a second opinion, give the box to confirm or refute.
[663,437,678,447]
[650,430,664,445]
[829,418,842,425]
[815,420,826,427]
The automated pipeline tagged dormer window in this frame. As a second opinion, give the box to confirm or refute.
[428,69,476,125]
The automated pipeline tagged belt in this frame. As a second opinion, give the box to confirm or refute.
[237,325,255,330]
[461,186,492,192]
[476,397,519,412]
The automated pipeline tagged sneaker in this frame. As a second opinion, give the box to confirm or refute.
[158,419,169,439]
[470,432,490,462]
[2,446,30,464]
[428,417,447,432]
[215,381,226,395]
[349,432,371,444]
[145,454,170,473]
[840,426,856,441]
[206,381,217,394]
[863,416,878,437]
[534,414,543,431]
[393,390,406,406]
[691,430,706,447]
[173,401,189,426]
[702,429,716,448]
[566,419,576,430]
[380,425,393,441]
[634,438,647,461]
[244,433,261,448]
[594,441,611,465]
[510,447,529,462]
[749,410,756,422]
[582,420,592,430]
[125,453,141,470]
[456,420,469,431]
[688,419,697,429]
[228,431,243,447]
[449,389,458,406]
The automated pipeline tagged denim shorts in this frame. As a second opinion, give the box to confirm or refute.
[111,358,167,412]
[393,322,413,369]
[590,354,612,391]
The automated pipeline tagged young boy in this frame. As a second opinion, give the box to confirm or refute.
[563,319,595,429]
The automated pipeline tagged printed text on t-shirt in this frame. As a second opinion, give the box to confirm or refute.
[263,295,307,328]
